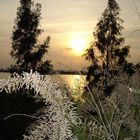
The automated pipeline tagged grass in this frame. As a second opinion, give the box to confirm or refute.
[73,70,140,140]
[0,70,139,140]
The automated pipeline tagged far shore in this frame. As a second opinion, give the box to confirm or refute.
[0,70,87,75]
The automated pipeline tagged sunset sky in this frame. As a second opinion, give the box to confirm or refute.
[0,0,140,70]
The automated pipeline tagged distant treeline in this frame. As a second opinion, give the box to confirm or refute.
[0,68,10,72]
[0,67,87,75]
[54,70,87,75]
[1,63,140,75]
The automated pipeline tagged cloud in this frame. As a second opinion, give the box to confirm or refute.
[64,47,73,51]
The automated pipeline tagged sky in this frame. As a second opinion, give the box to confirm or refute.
[0,0,140,70]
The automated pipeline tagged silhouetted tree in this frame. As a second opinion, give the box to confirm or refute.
[39,60,53,74]
[83,0,130,95]
[11,0,52,73]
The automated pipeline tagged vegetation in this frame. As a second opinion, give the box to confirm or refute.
[0,70,139,140]
[0,71,80,140]
[0,90,44,140]
[79,71,140,140]
[11,0,52,73]
[0,0,139,140]
[83,0,133,96]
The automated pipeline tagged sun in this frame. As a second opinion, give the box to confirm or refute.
[70,38,87,54]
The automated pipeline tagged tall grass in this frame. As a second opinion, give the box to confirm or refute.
[0,70,139,140]
[0,71,80,140]
[74,71,140,140]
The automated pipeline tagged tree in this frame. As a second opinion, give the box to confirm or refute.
[11,0,52,73]
[39,60,53,74]
[83,0,130,95]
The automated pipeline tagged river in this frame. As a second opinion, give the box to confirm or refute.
[0,72,86,90]
[0,72,86,101]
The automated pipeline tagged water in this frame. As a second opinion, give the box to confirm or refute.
[0,72,86,101]
[0,72,86,90]
[0,72,11,79]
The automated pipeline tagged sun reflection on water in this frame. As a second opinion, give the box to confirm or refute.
[61,74,86,102]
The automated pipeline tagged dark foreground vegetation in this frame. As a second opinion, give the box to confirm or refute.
[0,90,45,140]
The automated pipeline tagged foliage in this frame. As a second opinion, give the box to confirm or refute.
[78,71,140,140]
[0,70,139,139]
[0,71,80,140]
[11,0,52,73]
[0,90,44,140]
[83,0,131,95]
[38,60,53,74]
